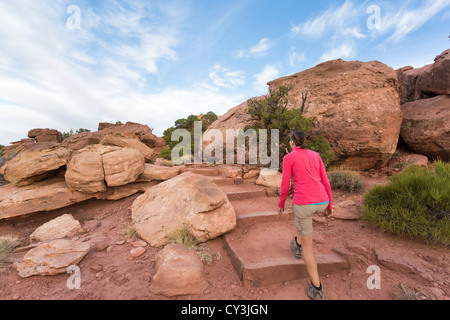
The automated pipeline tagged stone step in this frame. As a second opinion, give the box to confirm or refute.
[225,190,268,201]
[186,168,221,176]
[222,220,348,288]
[230,195,295,226]
[210,177,236,186]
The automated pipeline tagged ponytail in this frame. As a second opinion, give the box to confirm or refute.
[290,131,307,148]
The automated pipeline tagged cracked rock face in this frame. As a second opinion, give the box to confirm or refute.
[15,239,90,278]
[132,172,236,247]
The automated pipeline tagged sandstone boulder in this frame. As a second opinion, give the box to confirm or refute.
[397,49,450,104]
[400,95,450,161]
[0,146,72,186]
[97,122,158,148]
[149,244,208,297]
[29,214,81,242]
[255,168,282,188]
[65,148,106,193]
[132,172,236,247]
[103,148,145,187]
[15,239,90,278]
[28,128,63,143]
[267,59,403,170]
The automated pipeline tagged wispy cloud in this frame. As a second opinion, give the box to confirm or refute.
[377,0,450,43]
[235,38,276,58]
[253,65,281,93]
[319,43,357,63]
[209,64,245,89]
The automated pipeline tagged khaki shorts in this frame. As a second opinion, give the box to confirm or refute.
[293,203,329,237]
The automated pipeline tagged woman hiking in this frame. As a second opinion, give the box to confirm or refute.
[278,131,333,300]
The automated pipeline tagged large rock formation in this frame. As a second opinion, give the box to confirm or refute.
[28,129,63,144]
[400,95,450,161]
[396,49,450,160]
[0,146,72,186]
[267,59,403,170]
[132,172,236,247]
[209,59,403,170]
[397,49,450,104]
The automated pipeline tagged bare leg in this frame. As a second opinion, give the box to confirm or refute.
[300,234,320,288]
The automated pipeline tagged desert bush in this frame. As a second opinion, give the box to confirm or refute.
[168,227,198,249]
[62,128,91,140]
[328,169,364,193]
[0,236,19,267]
[158,147,172,160]
[363,161,450,246]
[0,144,4,158]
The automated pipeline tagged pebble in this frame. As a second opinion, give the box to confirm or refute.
[130,247,146,258]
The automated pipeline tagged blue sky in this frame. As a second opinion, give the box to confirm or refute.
[0,0,449,146]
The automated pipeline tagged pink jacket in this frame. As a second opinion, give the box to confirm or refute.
[278,147,332,210]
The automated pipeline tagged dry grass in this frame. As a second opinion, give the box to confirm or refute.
[0,236,19,267]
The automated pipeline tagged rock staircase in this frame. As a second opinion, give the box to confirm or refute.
[187,166,348,288]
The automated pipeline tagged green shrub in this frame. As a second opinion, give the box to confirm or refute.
[362,161,450,246]
[159,147,172,160]
[0,144,4,158]
[246,85,334,170]
[328,169,364,193]
[62,128,91,140]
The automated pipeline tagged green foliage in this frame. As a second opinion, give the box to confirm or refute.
[363,161,450,246]
[162,112,218,159]
[159,148,172,160]
[328,169,364,193]
[0,144,4,158]
[245,85,334,170]
[62,128,91,140]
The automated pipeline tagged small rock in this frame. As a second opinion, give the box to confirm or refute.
[131,240,147,247]
[130,247,145,257]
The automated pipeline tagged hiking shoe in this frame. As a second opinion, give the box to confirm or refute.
[290,237,302,258]
[307,282,324,300]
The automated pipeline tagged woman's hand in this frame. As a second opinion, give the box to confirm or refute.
[278,207,284,215]
[324,209,333,217]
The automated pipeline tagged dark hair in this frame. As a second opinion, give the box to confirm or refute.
[290,131,307,148]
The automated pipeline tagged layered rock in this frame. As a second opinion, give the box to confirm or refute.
[0,146,72,186]
[0,177,159,220]
[132,172,236,247]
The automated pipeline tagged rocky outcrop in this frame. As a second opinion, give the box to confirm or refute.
[0,146,72,186]
[28,129,63,143]
[397,49,450,104]
[102,148,145,187]
[209,59,403,170]
[149,244,209,297]
[0,177,159,220]
[267,59,403,170]
[400,95,450,161]
[396,50,450,161]
[132,172,236,247]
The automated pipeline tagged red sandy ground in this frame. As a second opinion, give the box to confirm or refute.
[0,171,448,301]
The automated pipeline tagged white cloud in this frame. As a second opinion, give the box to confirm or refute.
[378,0,450,43]
[253,65,281,93]
[291,0,362,39]
[319,43,357,63]
[288,48,306,67]
[209,64,245,89]
[235,38,275,58]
